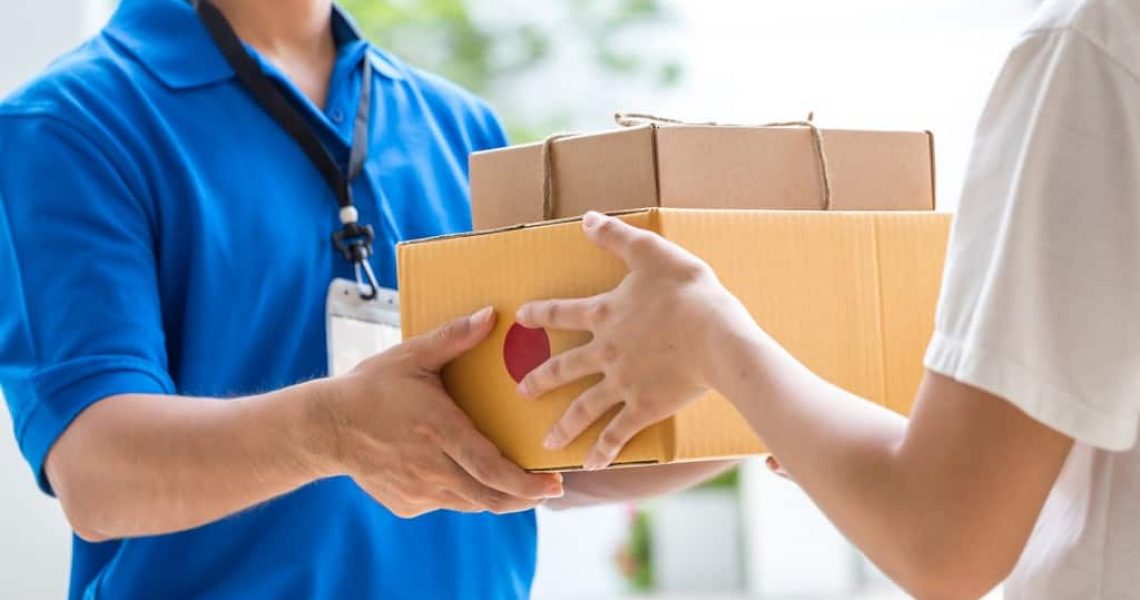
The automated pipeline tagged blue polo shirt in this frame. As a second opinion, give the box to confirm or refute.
[0,0,536,598]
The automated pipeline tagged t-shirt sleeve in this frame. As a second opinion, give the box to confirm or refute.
[924,27,1140,451]
[0,114,174,494]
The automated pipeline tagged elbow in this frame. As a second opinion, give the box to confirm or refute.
[54,483,114,543]
[46,451,115,543]
[69,518,113,544]
[894,533,1018,600]
[53,484,115,543]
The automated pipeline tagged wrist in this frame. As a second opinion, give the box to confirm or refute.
[294,378,350,480]
[697,294,768,390]
[702,294,775,394]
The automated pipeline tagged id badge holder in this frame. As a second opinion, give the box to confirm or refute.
[326,278,402,377]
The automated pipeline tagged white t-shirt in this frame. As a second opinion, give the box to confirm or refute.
[923,0,1140,597]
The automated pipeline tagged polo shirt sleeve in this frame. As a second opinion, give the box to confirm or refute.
[923,27,1140,451]
[0,113,174,494]
[471,99,509,151]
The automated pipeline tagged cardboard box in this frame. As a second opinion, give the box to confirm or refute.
[471,124,936,230]
[398,209,950,471]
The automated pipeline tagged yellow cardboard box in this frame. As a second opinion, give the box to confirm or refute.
[398,209,950,471]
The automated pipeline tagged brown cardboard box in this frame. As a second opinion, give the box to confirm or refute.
[398,209,950,471]
[471,124,936,230]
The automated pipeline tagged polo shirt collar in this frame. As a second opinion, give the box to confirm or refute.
[104,0,405,91]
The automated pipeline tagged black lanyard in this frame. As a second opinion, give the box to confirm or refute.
[194,0,379,298]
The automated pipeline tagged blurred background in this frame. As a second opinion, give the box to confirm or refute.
[0,0,1037,598]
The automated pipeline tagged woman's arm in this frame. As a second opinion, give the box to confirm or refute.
[517,212,1072,599]
[717,342,1070,599]
[551,461,736,509]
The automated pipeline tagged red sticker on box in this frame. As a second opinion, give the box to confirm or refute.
[503,323,551,383]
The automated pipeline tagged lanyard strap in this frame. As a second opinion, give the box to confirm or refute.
[193,0,380,296]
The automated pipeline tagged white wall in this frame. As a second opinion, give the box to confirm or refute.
[0,408,72,599]
[0,1,113,598]
[0,0,111,93]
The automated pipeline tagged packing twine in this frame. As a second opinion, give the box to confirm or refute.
[541,133,579,221]
[539,112,833,220]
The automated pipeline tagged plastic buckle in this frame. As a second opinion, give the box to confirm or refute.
[332,223,379,300]
[332,222,375,263]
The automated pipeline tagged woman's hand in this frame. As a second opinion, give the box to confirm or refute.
[516,211,762,470]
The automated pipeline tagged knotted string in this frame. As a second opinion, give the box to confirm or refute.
[614,111,832,211]
[539,112,832,220]
[541,133,579,221]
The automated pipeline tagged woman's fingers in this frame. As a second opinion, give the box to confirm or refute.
[581,211,667,269]
[519,343,604,399]
[765,454,792,480]
[543,383,623,450]
[516,296,605,331]
[583,404,662,471]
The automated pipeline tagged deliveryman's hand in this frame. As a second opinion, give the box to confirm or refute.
[319,307,564,518]
[516,211,763,470]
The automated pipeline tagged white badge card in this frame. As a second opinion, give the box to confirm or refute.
[326,278,402,377]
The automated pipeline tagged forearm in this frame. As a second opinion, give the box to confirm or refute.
[46,380,336,542]
[552,460,736,509]
[713,328,1073,598]
[712,331,960,595]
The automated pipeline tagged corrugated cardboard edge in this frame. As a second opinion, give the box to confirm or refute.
[871,216,890,407]
[396,236,415,341]
[925,130,937,210]
[645,209,679,463]
[397,208,657,247]
[530,460,660,473]
[649,126,663,208]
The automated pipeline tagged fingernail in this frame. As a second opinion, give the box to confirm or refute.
[544,482,565,498]
[583,454,606,471]
[472,306,494,323]
[765,454,790,478]
[543,431,560,450]
[517,380,532,398]
[583,211,602,228]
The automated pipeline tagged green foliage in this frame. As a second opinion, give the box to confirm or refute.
[698,465,741,490]
[339,0,682,141]
[616,507,654,591]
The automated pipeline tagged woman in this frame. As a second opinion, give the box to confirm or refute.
[516,0,1140,597]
